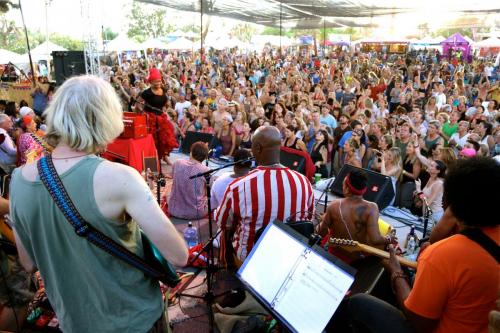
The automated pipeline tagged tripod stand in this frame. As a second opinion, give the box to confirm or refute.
[421,197,433,238]
[177,156,254,332]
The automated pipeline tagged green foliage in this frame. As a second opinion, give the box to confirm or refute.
[230,23,257,43]
[261,26,293,37]
[127,2,175,42]
[102,27,118,41]
[0,0,18,14]
[433,28,472,39]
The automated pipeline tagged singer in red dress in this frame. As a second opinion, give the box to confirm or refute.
[139,68,178,164]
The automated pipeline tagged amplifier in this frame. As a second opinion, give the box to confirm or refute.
[120,112,147,139]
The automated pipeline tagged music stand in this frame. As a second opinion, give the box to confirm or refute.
[237,220,356,333]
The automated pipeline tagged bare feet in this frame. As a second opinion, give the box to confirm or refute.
[162,156,172,165]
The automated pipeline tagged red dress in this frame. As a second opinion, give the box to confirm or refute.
[141,88,178,158]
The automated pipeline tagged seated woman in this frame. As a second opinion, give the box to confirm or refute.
[282,125,307,152]
[168,142,210,220]
[239,122,252,150]
[16,116,51,166]
[216,115,237,156]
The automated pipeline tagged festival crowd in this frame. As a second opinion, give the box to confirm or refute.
[0,46,499,333]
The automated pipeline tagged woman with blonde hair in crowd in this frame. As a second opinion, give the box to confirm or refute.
[343,138,362,168]
[381,147,402,206]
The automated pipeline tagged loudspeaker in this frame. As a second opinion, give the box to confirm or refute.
[280,149,306,175]
[52,51,86,85]
[330,164,395,210]
[180,131,220,154]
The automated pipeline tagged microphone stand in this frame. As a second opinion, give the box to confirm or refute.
[177,157,254,333]
[422,197,433,238]
[314,177,336,214]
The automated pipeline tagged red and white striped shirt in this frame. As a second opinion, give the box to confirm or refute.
[215,165,315,261]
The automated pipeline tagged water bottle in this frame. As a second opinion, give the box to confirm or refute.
[407,237,417,255]
[183,222,199,248]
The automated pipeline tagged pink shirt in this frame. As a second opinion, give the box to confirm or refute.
[168,159,210,219]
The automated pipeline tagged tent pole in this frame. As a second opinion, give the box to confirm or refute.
[19,0,35,86]
[200,0,203,58]
[279,1,282,57]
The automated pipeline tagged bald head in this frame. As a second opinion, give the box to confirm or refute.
[252,126,282,166]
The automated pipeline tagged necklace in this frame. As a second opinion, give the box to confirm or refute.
[51,154,90,160]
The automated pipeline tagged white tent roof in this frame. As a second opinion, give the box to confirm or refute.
[250,35,295,48]
[14,41,68,63]
[31,41,67,55]
[141,37,170,49]
[0,49,21,64]
[165,37,197,50]
[204,36,248,50]
[106,35,144,52]
[475,37,500,47]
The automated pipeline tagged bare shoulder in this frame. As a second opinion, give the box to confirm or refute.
[94,160,145,193]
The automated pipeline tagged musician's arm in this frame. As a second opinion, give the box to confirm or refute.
[385,247,440,333]
[112,163,188,267]
[0,197,9,215]
[366,203,386,247]
[316,204,333,237]
[13,229,36,273]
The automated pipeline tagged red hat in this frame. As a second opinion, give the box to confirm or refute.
[148,68,162,82]
[23,116,33,127]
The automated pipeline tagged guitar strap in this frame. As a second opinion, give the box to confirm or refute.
[36,155,168,280]
[461,228,499,264]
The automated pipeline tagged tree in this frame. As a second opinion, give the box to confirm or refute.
[0,0,18,14]
[102,27,118,41]
[230,23,257,43]
[0,14,23,52]
[127,2,174,42]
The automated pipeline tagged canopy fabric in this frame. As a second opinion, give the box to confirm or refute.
[0,49,21,64]
[475,37,500,47]
[441,33,470,45]
[31,41,67,55]
[106,35,144,52]
[141,37,170,49]
[137,0,500,29]
[165,37,197,50]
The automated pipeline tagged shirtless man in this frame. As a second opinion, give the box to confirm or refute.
[316,169,388,261]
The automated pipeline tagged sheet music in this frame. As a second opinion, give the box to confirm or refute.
[238,222,355,333]
[238,224,305,303]
[272,249,354,333]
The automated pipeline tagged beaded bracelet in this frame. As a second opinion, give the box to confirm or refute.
[391,271,408,293]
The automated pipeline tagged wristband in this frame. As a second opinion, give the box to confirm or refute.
[391,271,408,293]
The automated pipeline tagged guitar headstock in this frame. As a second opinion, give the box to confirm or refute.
[329,238,361,252]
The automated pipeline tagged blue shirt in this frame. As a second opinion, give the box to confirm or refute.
[31,91,47,114]
[320,114,337,129]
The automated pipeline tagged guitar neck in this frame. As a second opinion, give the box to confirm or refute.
[356,243,418,269]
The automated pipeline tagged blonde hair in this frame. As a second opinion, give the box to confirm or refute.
[44,75,124,153]
[389,147,402,168]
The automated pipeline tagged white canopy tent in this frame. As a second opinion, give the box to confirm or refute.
[0,49,21,64]
[13,41,67,64]
[165,37,197,50]
[141,37,170,50]
[475,37,500,48]
[106,35,144,52]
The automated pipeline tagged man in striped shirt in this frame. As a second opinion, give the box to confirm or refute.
[215,126,315,264]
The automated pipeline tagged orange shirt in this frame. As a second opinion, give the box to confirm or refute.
[405,226,499,333]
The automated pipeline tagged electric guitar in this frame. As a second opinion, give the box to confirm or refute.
[329,238,418,269]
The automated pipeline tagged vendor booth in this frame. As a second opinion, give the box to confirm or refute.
[441,33,472,62]
[474,37,500,57]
